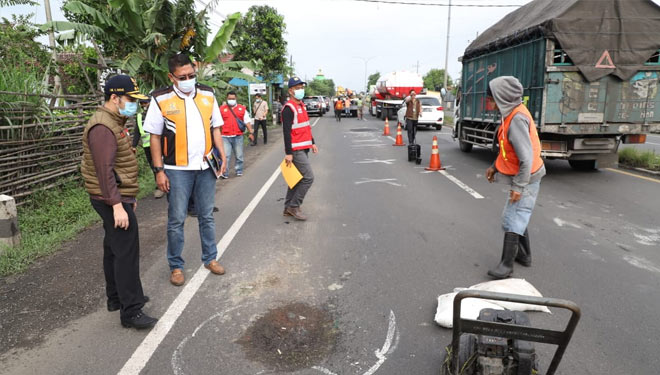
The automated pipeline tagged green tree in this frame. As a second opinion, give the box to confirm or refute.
[306,78,335,97]
[367,72,380,87]
[49,0,247,92]
[423,69,452,91]
[230,5,287,80]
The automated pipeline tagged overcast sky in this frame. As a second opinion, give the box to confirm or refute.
[7,0,660,92]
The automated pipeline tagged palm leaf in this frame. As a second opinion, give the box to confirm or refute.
[215,70,259,82]
[0,0,37,6]
[41,21,104,37]
[203,12,241,63]
[63,1,117,28]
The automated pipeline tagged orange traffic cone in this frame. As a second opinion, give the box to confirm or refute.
[425,136,445,171]
[382,117,390,136]
[392,123,405,146]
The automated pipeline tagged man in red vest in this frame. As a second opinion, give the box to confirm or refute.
[219,91,254,178]
[282,76,318,220]
[485,76,546,279]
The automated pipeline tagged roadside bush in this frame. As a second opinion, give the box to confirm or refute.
[619,147,660,171]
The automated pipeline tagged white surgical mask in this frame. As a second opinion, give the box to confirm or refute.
[177,78,196,93]
[294,89,305,100]
[227,99,237,107]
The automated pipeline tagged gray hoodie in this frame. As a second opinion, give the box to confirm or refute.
[489,76,545,192]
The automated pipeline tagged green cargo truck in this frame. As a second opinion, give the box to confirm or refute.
[454,0,660,170]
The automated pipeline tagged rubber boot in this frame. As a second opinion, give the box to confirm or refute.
[487,232,519,279]
[515,229,532,267]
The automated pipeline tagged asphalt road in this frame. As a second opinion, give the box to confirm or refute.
[2,114,659,375]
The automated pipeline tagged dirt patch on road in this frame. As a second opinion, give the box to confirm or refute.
[238,302,339,372]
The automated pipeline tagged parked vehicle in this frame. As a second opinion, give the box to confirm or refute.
[303,97,323,116]
[373,71,424,120]
[397,95,445,130]
[454,0,660,170]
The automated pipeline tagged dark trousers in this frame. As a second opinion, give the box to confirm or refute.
[253,119,267,144]
[335,109,341,121]
[285,150,314,208]
[91,199,145,318]
[406,119,418,144]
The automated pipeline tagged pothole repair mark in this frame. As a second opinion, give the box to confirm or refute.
[238,302,339,372]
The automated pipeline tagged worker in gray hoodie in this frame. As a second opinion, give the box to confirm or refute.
[485,76,546,279]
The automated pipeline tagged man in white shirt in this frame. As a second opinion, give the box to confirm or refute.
[143,53,227,286]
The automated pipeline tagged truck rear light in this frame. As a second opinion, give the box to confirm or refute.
[437,106,444,111]
[623,134,647,144]
[541,141,567,151]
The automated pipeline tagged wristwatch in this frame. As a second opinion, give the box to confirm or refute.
[152,166,165,174]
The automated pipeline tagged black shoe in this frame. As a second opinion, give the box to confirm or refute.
[487,232,519,279]
[516,229,532,267]
[107,295,150,312]
[213,206,219,212]
[121,310,158,329]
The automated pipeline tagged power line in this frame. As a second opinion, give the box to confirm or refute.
[352,0,522,7]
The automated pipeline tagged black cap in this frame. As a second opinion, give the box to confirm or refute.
[287,76,306,87]
[105,75,148,100]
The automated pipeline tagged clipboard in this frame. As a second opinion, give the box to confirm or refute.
[205,148,223,179]
[280,159,303,188]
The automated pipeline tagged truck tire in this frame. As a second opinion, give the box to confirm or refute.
[382,108,388,121]
[458,124,473,152]
[569,159,597,170]
[376,110,382,119]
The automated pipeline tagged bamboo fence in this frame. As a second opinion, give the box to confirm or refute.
[0,91,105,204]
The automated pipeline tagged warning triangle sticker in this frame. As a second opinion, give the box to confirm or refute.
[595,50,616,69]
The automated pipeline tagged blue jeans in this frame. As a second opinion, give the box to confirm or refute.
[223,136,244,175]
[165,168,218,270]
[501,180,541,236]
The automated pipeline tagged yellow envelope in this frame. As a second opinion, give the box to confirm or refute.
[280,159,303,189]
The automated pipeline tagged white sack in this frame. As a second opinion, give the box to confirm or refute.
[435,278,551,328]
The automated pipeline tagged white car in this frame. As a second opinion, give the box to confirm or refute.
[397,95,444,130]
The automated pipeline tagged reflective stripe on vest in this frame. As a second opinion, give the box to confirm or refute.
[155,88,214,166]
[136,114,150,147]
[284,100,313,151]
[495,104,544,176]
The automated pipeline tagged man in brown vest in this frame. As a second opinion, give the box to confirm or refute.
[404,90,422,144]
[81,75,157,329]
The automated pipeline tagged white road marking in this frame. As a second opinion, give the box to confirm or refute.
[363,310,398,375]
[553,218,582,229]
[386,136,396,142]
[312,366,338,375]
[119,165,285,374]
[351,144,388,148]
[438,170,484,199]
[352,139,382,143]
[623,255,660,274]
[355,178,402,187]
[354,159,396,165]
[312,117,321,127]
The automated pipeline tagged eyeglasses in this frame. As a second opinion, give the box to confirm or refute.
[173,73,196,80]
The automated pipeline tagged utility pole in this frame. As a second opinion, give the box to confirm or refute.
[44,0,61,97]
[443,0,452,91]
[416,60,420,74]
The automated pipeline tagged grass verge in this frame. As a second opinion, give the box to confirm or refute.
[618,147,660,172]
[0,148,156,276]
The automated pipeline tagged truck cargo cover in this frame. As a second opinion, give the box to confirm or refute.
[463,0,660,82]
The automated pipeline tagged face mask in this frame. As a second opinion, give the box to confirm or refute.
[227,99,237,107]
[119,100,138,117]
[256,99,262,103]
[177,78,196,93]
[294,89,305,100]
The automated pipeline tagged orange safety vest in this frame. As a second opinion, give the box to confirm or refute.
[495,104,544,176]
[283,99,313,151]
[335,100,344,110]
[220,103,247,136]
[153,84,214,166]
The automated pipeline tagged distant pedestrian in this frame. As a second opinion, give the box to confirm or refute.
[356,96,363,120]
[404,90,421,144]
[219,91,254,178]
[252,93,269,146]
[143,53,227,287]
[344,97,351,117]
[485,76,546,279]
[272,99,283,125]
[362,97,369,119]
[132,97,164,199]
[81,74,157,329]
[334,97,344,122]
[282,76,318,220]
